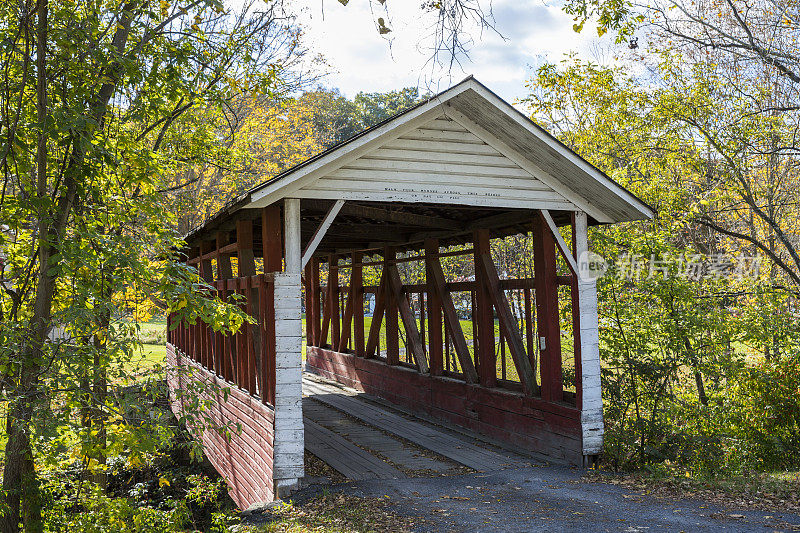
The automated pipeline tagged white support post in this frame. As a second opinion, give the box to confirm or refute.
[284,198,302,275]
[273,197,304,497]
[574,211,604,459]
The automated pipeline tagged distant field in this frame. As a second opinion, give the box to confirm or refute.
[126,319,167,376]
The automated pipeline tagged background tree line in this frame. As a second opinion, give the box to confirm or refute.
[167,86,425,234]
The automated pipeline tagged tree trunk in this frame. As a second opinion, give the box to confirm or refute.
[0,1,49,530]
[1,401,41,533]
[693,369,709,407]
[2,0,135,527]
[91,283,111,488]
[682,337,708,406]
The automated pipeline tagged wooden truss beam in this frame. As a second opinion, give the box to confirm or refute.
[540,209,578,275]
[352,251,365,357]
[533,213,563,402]
[424,239,444,376]
[386,264,429,373]
[262,204,283,273]
[338,269,354,353]
[328,254,340,350]
[473,230,496,388]
[476,245,538,396]
[306,258,321,346]
[320,281,331,347]
[383,247,400,365]
[427,250,479,383]
[302,200,345,269]
[365,268,387,358]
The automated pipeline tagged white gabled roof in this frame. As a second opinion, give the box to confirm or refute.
[245,76,654,224]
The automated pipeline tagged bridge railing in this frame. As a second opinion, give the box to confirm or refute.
[168,273,277,406]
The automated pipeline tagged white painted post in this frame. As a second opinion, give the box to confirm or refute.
[284,198,302,274]
[272,197,304,497]
[574,211,604,460]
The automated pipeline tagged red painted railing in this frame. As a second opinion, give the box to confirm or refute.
[168,273,276,406]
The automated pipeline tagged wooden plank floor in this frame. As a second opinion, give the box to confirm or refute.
[304,417,406,480]
[303,374,522,472]
[304,399,455,473]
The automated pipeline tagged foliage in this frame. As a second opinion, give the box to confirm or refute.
[166,86,426,233]
[722,352,800,472]
[36,383,238,532]
[525,53,800,475]
[0,0,301,529]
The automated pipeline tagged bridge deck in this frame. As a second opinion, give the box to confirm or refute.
[303,372,530,478]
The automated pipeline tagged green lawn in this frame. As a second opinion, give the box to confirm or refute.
[121,320,168,378]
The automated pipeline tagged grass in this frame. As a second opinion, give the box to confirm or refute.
[117,319,168,378]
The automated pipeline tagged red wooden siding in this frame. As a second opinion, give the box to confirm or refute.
[167,343,275,508]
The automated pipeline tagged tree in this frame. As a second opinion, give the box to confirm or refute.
[309,87,427,148]
[166,86,427,233]
[562,0,800,288]
[0,1,301,530]
[524,55,800,471]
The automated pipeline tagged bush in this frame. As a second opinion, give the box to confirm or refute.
[602,350,800,477]
[43,481,189,533]
[723,352,800,471]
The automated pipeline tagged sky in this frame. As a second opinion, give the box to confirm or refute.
[291,0,614,107]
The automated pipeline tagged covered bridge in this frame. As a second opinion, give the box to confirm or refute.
[166,77,654,508]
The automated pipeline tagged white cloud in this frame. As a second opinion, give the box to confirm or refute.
[237,0,613,107]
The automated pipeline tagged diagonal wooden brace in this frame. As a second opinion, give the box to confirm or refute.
[365,268,388,358]
[477,253,538,396]
[386,264,429,373]
[301,200,345,269]
[427,251,479,383]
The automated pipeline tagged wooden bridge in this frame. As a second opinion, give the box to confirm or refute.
[166,77,654,509]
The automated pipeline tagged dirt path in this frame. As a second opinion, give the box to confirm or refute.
[291,466,800,532]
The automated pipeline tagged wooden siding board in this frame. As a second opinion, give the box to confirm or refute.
[448,89,651,222]
[293,189,575,211]
[326,168,555,190]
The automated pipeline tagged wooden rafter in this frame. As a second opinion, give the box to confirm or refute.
[409,210,535,243]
